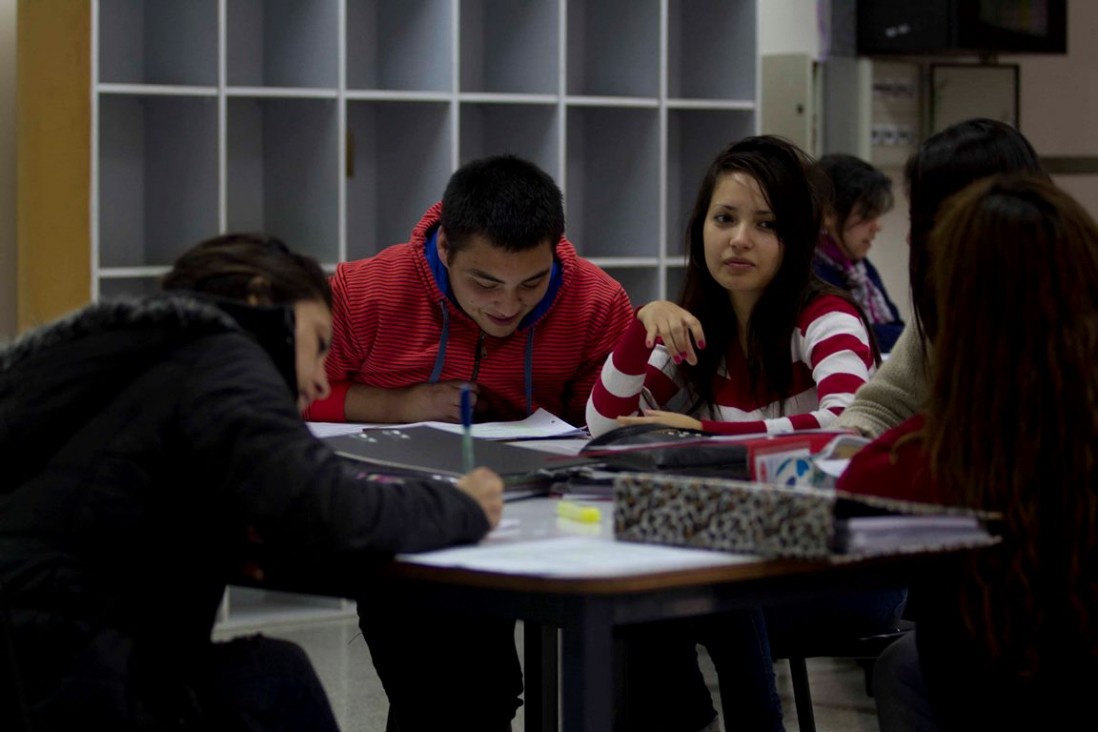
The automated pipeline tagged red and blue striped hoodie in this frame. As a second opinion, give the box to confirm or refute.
[305,203,635,426]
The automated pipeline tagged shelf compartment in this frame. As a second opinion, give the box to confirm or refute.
[459,103,560,179]
[563,96,659,109]
[668,0,757,101]
[586,257,659,268]
[346,90,452,103]
[666,108,755,256]
[98,275,166,300]
[566,106,659,259]
[665,262,688,303]
[99,83,218,97]
[227,0,339,89]
[227,97,340,263]
[346,0,452,93]
[600,266,661,306]
[566,0,659,98]
[345,100,452,261]
[460,92,558,105]
[225,87,339,99]
[98,95,219,269]
[666,98,756,111]
[97,0,218,86]
[460,0,559,95]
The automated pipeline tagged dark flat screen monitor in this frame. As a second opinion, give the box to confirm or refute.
[858,0,1067,56]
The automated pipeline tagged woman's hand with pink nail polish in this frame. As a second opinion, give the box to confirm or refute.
[635,301,706,365]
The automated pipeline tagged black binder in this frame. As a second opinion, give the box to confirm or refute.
[324,426,597,499]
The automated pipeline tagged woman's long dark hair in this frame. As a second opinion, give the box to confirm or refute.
[820,153,894,227]
[905,118,1046,343]
[925,174,1098,676]
[678,136,877,413]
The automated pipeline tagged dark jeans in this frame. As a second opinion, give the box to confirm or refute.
[873,631,938,732]
[357,596,523,732]
[194,635,341,732]
[617,611,764,732]
[622,589,907,732]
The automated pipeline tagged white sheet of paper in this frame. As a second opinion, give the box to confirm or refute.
[400,536,757,578]
[307,422,372,439]
[486,517,523,539]
[309,408,583,442]
[815,458,852,478]
[422,408,584,440]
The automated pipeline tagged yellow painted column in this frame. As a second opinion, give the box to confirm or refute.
[17,0,90,331]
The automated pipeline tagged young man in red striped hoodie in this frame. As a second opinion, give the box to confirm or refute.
[305,154,634,731]
[305,154,634,428]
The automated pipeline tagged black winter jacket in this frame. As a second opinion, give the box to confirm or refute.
[0,295,489,730]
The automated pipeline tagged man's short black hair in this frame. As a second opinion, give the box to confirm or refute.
[440,155,565,253]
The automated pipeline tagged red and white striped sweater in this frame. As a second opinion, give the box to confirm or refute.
[586,294,875,437]
[305,203,635,426]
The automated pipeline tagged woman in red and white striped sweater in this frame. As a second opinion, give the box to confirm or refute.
[587,135,879,438]
[606,137,899,732]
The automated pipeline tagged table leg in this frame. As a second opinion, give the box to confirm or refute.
[524,620,558,732]
[561,598,614,732]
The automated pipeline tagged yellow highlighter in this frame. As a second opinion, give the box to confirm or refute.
[556,500,601,524]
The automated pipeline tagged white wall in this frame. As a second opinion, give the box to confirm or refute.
[821,0,1098,329]
[0,0,15,339]
[867,169,912,324]
[759,2,913,324]
[1010,1,1098,157]
[1008,0,1098,217]
[758,0,821,58]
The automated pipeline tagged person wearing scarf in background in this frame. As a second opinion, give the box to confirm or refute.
[813,153,904,352]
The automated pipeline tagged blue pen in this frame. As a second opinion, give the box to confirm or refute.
[460,383,475,473]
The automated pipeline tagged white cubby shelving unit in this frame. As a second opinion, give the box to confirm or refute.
[88,0,758,626]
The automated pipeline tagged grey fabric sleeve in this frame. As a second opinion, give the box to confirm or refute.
[834,325,930,438]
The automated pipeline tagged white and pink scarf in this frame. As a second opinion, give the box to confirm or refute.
[815,233,895,325]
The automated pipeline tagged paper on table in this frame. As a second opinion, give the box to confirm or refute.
[487,517,523,539]
[815,458,851,479]
[309,408,583,442]
[810,433,869,481]
[400,536,756,578]
[425,408,585,440]
[307,422,372,439]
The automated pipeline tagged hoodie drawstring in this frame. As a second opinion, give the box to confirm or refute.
[432,299,534,417]
[524,326,535,416]
[429,301,449,384]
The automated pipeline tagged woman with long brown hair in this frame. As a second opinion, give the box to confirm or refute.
[840,174,1098,729]
[834,118,1047,437]
[587,135,879,439]
[591,136,896,732]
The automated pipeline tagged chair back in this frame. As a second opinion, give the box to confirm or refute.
[775,620,914,732]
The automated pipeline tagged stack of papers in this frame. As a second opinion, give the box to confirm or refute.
[401,536,755,578]
[836,515,992,554]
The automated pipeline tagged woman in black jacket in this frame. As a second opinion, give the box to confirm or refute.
[0,233,503,731]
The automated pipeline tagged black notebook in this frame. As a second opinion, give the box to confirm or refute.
[324,426,597,500]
